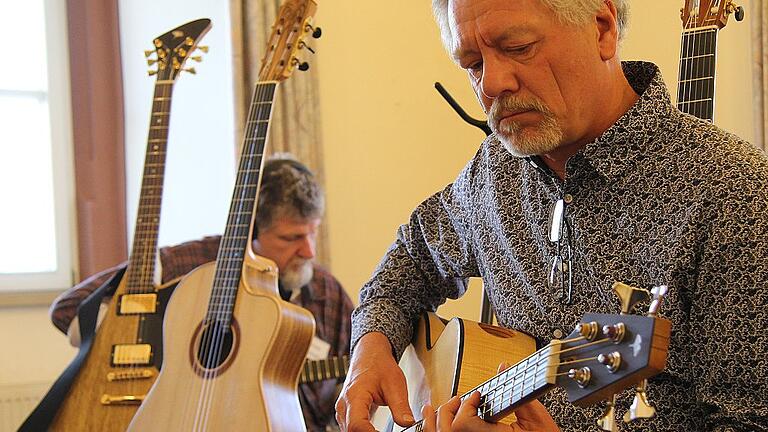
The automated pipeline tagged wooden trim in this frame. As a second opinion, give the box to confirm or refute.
[66,0,128,279]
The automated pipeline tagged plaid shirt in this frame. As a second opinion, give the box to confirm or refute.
[49,235,353,431]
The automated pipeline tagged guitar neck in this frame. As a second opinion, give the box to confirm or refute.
[299,355,350,384]
[124,80,176,294]
[405,345,559,431]
[207,81,278,324]
[676,27,718,123]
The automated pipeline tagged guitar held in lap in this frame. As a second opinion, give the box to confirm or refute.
[375,282,672,432]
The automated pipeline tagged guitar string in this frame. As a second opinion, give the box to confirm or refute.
[195,81,271,430]
[405,336,617,430]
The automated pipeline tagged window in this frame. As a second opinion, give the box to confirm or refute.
[0,0,76,294]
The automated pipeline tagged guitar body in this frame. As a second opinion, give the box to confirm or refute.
[49,277,174,431]
[128,257,315,431]
[373,312,537,431]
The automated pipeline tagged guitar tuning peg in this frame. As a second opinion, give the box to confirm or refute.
[623,380,656,422]
[597,395,618,432]
[146,58,157,66]
[735,6,745,21]
[304,24,322,39]
[189,56,203,63]
[183,67,197,75]
[291,57,310,71]
[298,41,315,54]
[612,282,650,314]
[648,285,668,317]
[147,69,158,76]
[196,45,209,53]
[144,50,155,58]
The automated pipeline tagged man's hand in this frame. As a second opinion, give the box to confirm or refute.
[335,332,415,431]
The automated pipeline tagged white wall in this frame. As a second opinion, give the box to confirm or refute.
[119,0,236,250]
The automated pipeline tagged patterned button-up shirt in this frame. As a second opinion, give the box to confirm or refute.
[352,62,768,431]
[50,235,353,432]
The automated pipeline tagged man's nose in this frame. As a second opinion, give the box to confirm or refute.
[297,236,316,259]
[480,55,521,100]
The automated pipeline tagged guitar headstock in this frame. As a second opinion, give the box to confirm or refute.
[681,0,744,30]
[258,0,320,82]
[146,18,211,81]
[554,312,671,407]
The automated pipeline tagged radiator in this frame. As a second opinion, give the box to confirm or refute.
[0,382,49,432]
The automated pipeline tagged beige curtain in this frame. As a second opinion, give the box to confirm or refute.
[752,0,768,151]
[230,0,330,267]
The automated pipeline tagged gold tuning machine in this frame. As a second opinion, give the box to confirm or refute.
[726,1,746,22]
[624,380,656,422]
[189,56,203,63]
[196,45,209,53]
[597,394,618,432]
[612,282,650,314]
[144,49,155,58]
[146,58,157,66]
[183,67,197,75]
[148,69,158,76]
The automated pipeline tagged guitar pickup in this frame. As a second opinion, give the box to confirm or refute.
[111,344,152,366]
[100,394,145,405]
[118,293,157,314]
[107,369,154,382]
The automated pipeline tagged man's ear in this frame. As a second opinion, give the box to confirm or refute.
[595,0,620,61]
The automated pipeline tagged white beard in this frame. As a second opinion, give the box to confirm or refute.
[280,259,313,295]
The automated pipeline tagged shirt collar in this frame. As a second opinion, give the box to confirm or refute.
[568,61,676,184]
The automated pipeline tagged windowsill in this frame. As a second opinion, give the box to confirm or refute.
[0,289,65,308]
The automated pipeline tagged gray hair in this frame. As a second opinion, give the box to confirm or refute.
[432,0,629,51]
[255,155,325,233]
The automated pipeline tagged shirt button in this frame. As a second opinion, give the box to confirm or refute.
[563,194,573,204]
[553,328,564,339]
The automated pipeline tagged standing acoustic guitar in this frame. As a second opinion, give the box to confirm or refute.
[20,19,211,432]
[678,0,744,122]
[128,1,319,430]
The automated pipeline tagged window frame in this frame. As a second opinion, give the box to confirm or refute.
[0,0,77,305]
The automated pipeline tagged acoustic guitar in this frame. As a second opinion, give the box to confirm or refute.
[678,0,744,123]
[127,1,320,430]
[375,283,672,431]
[31,19,211,432]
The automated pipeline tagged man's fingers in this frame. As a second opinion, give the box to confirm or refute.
[345,395,377,432]
[382,374,415,426]
[436,395,462,431]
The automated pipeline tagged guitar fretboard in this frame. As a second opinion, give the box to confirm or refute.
[300,355,350,384]
[207,82,278,324]
[125,80,175,294]
[677,27,718,123]
[407,345,558,431]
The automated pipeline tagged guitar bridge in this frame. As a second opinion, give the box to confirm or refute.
[100,394,145,405]
[111,344,153,366]
[107,369,154,382]
[118,293,157,314]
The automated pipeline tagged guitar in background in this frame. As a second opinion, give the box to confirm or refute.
[19,19,211,432]
[678,0,744,123]
[127,1,319,430]
[301,355,350,384]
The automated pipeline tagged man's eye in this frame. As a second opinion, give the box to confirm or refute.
[466,62,483,78]
[506,44,533,56]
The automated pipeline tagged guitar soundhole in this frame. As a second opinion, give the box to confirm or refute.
[193,320,239,373]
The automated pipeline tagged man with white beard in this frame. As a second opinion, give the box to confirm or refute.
[51,155,353,432]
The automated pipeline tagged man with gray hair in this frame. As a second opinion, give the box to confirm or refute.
[52,155,353,431]
[336,0,768,431]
